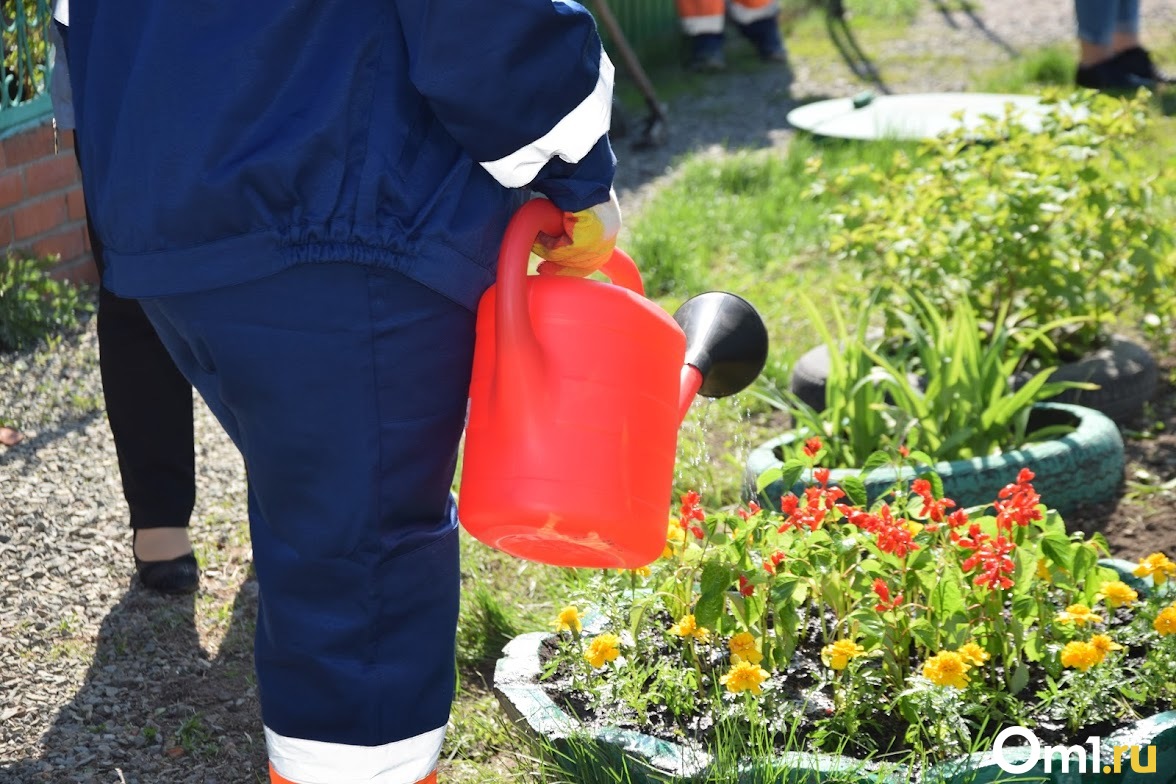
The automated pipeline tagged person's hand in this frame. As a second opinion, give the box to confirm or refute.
[531,190,621,277]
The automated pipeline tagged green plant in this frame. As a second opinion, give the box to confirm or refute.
[817,89,1175,359]
[543,451,1176,772]
[757,290,1091,468]
[1,0,51,104]
[0,252,91,352]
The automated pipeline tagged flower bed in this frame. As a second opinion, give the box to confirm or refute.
[519,446,1176,780]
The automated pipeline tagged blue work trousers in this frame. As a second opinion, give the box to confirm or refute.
[1075,0,1141,47]
[140,262,474,774]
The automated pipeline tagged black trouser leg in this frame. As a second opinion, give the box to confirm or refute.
[78,137,196,529]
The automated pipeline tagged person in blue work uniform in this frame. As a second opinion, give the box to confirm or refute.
[59,1,620,782]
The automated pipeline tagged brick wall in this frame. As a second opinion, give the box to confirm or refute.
[0,117,96,287]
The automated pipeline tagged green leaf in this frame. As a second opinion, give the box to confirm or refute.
[779,459,806,493]
[907,450,935,467]
[861,450,891,474]
[1040,533,1074,572]
[931,574,967,618]
[695,559,732,630]
[1008,663,1030,696]
[839,475,868,507]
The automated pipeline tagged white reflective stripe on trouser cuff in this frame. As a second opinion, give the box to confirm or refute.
[681,14,724,35]
[479,51,614,189]
[265,724,445,784]
[728,0,778,26]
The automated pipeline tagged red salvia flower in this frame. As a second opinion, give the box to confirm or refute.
[738,574,755,596]
[803,437,823,458]
[961,535,1016,590]
[872,577,904,611]
[736,501,762,521]
[910,477,956,525]
[678,490,706,533]
[994,470,1042,530]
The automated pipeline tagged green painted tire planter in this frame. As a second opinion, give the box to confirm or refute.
[744,403,1125,517]
[493,633,1176,783]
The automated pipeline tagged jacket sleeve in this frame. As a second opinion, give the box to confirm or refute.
[393,0,616,213]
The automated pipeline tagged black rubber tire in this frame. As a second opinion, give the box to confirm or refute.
[790,335,1157,424]
[788,342,924,411]
[789,343,833,411]
[1032,335,1157,425]
[745,402,1126,517]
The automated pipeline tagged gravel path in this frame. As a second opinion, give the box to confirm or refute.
[3,2,1176,782]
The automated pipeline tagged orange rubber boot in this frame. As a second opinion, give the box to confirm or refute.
[269,763,437,783]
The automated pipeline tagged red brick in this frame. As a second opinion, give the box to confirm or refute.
[49,256,99,287]
[24,154,81,198]
[0,170,24,209]
[32,225,86,264]
[0,215,13,247]
[66,186,88,222]
[3,123,55,167]
[56,131,74,151]
[12,195,68,241]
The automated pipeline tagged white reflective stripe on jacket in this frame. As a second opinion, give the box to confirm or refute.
[481,51,614,189]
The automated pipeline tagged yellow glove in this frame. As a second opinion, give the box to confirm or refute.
[531,190,622,277]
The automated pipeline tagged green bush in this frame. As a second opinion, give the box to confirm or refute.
[816,89,1175,361]
[0,253,91,352]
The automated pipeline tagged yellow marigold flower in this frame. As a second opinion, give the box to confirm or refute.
[1134,553,1176,586]
[662,521,686,558]
[719,660,770,695]
[1056,603,1102,626]
[923,651,971,689]
[1089,634,1123,659]
[728,632,763,664]
[669,614,711,642]
[957,642,990,666]
[1035,558,1053,583]
[905,521,924,536]
[554,606,582,634]
[1098,580,1138,609]
[1155,605,1176,636]
[821,639,865,671]
[1060,640,1101,671]
[584,633,621,668]
[629,565,651,578]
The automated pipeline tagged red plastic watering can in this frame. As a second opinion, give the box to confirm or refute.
[459,198,768,569]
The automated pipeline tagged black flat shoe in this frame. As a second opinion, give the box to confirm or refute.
[1075,59,1155,91]
[1110,46,1174,84]
[133,537,200,595]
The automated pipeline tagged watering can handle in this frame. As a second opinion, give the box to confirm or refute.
[495,198,646,409]
[498,198,646,349]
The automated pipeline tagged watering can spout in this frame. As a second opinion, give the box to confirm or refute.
[673,291,770,420]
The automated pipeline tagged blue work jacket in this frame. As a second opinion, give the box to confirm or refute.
[63,0,616,310]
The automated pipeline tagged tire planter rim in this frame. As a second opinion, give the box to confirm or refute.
[493,561,1175,784]
[744,402,1125,516]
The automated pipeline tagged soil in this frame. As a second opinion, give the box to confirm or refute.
[1065,353,1176,563]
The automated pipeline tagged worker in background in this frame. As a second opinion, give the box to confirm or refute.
[59,0,620,782]
[676,0,787,72]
